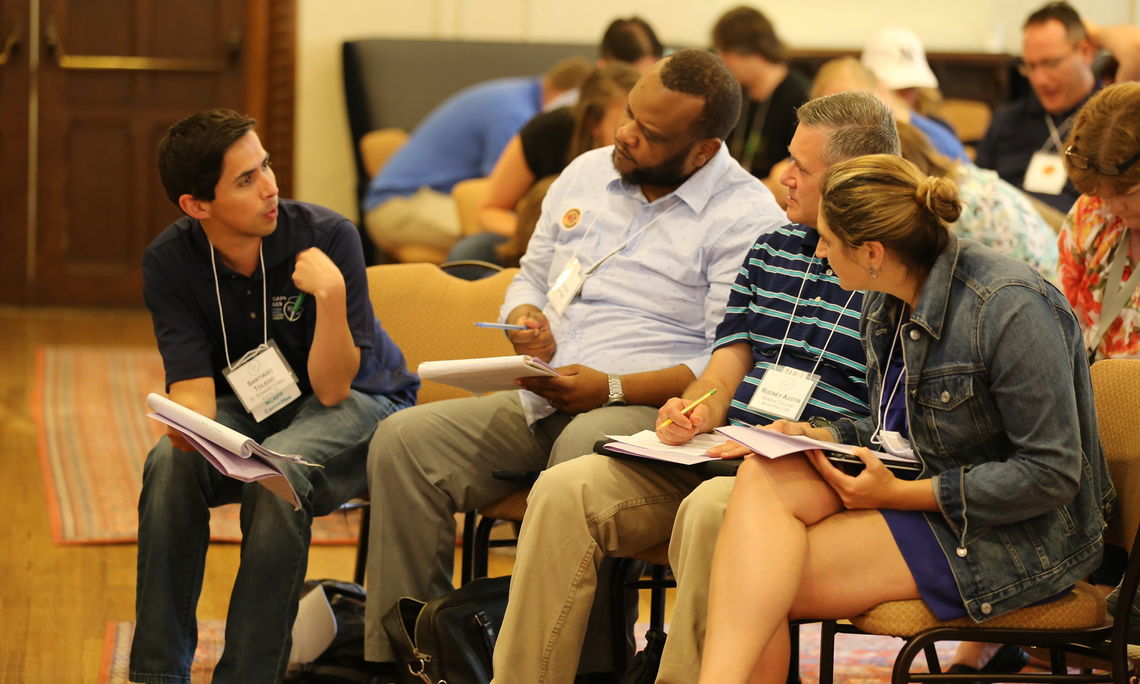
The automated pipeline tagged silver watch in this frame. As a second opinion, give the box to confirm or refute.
[605,374,627,406]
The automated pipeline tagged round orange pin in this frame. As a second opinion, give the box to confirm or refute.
[561,208,581,229]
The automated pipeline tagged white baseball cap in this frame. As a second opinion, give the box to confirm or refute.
[861,27,938,90]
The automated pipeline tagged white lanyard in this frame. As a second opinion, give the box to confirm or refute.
[1043,113,1074,153]
[1092,235,1140,354]
[210,243,267,370]
[772,258,858,374]
[871,310,907,446]
[567,191,682,277]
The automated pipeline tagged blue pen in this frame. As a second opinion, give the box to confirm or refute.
[475,321,527,331]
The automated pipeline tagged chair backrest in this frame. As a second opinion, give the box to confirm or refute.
[1091,359,1140,554]
[359,128,409,178]
[367,263,518,404]
[939,98,992,145]
[452,177,492,236]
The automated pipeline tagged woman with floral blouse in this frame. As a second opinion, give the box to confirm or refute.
[1059,83,1140,361]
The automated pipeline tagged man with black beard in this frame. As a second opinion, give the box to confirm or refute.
[363,49,786,681]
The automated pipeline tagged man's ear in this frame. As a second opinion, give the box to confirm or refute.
[1077,38,1095,66]
[693,138,722,168]
[178,194,210,220]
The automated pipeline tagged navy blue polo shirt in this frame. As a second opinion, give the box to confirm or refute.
[714,224,869,426]
[974,84,1100,213]
[142,199,419,408]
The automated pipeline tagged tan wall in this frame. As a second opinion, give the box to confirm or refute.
[294,0,1135,220]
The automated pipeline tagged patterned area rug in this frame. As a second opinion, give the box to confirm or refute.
[100,620,224,683]
[33,345,360,544]
[98,620,961,683]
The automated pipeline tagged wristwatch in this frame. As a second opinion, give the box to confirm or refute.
[605,374,627,406]
[807,416,832,429]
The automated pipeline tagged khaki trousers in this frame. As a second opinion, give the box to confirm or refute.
[491,452,735,683]
[364,187,461,253]
[363,391,659,667]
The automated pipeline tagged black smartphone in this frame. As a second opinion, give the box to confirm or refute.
[824,451,922,480]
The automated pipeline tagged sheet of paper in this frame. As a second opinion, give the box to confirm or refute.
[147,412,302,510]
[602,430,728,466]
[417,354,560,393]
[289,584,337,665]
[714,425,918,464]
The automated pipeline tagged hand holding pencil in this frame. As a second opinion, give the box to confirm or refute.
[655,388,717,445]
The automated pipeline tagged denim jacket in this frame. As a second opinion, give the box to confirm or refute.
[832,238,1116,622]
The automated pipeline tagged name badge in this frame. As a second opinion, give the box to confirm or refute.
[876,429,916,460]
[1023,151,1067,195]
[547,257,585,317]
[747,365,820,421]
[222,339,302,422]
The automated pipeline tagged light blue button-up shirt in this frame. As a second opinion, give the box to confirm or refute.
[501,143,787,421]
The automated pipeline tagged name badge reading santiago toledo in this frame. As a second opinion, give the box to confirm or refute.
[222,339,302,422]
[747,365,820,421]
[1023,151,1067,195]
[547,257,585,317]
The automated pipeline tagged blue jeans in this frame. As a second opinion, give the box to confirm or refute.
[129,390,400,684]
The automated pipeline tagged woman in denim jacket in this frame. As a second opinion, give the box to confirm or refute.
[695,154,1116,683]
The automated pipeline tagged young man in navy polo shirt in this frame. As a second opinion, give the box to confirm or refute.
[130,109,419,684]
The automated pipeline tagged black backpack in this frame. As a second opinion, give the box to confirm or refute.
[286,579,392,684]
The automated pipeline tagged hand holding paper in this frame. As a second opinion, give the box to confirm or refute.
[417,355,559,394]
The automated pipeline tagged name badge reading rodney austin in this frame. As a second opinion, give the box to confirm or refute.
[747,365,821,421]
[222,339,302,422]
[547,257,585,317]
[1023,151,1067,195]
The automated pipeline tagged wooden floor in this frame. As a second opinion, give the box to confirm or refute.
[0,306,666,683]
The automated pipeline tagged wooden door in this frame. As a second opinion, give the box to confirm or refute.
[34,0,246,307]
[0,0,294,307]
[0,0,29,303]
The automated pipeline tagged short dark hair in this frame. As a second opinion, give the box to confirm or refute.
[600,17,663,64]
[711,6,786,64]
[658,49,742,141]
[1024,2,1087,43]
[158,109,256,205]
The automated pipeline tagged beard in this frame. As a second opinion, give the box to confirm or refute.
[615,142,697,188]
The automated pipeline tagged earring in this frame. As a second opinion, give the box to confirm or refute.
[870,266,880,279]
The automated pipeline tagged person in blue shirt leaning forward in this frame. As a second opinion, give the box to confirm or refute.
[363,49,787,679]
[491,90,901,684]
[129,109,419,684]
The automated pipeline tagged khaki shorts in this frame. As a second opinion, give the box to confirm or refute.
[364,187,461,253]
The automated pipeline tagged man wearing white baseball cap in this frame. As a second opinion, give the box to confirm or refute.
[861,26,940,109]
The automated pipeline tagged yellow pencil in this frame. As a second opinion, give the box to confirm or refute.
[658,388,718,429]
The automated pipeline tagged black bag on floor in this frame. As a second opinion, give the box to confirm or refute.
[287,579,390,684]
[381,575,511,684]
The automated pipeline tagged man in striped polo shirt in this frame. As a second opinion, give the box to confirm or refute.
[490,90,901,684]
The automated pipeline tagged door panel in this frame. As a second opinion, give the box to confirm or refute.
[34,0,245,306]
[0,2,29,303]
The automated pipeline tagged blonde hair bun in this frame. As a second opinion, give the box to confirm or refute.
[915,176,961,225]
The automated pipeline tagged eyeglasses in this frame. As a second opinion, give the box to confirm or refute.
[1065,146,1140,176]
[1017,50,1076,76]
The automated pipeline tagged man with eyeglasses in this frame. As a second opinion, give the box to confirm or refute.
[976,1,1099,213]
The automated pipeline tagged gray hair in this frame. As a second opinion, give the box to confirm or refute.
[796,91,900,165]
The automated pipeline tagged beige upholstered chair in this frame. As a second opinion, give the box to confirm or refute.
[818,359,1140,684]
[367,262,516,403]
[359,128,409,178]
[345,263,518,582]
[940,98,992,145]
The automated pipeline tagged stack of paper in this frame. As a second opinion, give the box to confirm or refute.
[600,425,920,476]
[146,393,312,509]
[417,354,559,393]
